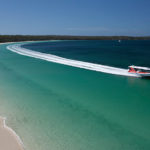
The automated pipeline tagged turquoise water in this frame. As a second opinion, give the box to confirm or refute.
[0,41,150,150]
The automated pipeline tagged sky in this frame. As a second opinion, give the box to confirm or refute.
[0,0,150,36]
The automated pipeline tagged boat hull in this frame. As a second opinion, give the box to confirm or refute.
[128,72,150,77]
[138,73,150,77]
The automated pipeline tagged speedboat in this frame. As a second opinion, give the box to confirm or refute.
[128,65,150,77]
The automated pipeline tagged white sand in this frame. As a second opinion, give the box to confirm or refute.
[0,117,24,150]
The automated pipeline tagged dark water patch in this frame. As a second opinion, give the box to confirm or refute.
[22,40,150,68]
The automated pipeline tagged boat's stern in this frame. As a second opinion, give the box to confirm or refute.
[128,65,150,77]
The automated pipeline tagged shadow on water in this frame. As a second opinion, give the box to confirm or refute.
[126,76,150,87]
[141,76,150,80]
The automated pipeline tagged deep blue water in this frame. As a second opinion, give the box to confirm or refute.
[22,40,150,68]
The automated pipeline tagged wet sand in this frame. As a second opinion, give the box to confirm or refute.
[0,117,24,150]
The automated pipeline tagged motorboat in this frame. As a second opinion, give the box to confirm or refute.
[128,65,150,77]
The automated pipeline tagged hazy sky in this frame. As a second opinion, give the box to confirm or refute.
[0,0,150,36]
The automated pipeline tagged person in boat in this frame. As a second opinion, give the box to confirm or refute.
[128,65,150,76]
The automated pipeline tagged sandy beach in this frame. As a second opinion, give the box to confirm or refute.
[0,42,15,45]
[0,117,24,150]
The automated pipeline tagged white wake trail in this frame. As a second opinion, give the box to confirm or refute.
[7,44,139,77]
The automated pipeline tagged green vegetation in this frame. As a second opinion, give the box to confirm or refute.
[0,35,150,43]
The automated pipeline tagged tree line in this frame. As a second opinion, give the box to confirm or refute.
[0,35,150,43]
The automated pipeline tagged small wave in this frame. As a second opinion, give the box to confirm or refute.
[0,116,24,149]
[7,44,139,77]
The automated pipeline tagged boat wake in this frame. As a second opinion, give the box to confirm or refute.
[7,44,140,77]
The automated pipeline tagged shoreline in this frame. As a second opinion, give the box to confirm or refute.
[0,116,24,150]
[0,42,16,45]
[0,41,34,45]
[0,42,25,150]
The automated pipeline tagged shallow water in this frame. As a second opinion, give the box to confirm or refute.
[0,41,150,150]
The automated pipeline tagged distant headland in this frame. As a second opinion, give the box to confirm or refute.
[0,35,150,43]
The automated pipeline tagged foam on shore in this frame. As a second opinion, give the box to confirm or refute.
[0,116,24,150]
[7,44,140,77]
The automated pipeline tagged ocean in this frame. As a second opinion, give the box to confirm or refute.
[22,40,150,68]
[0,40,150,150]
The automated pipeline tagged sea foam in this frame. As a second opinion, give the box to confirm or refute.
[0,116,24,149]
[7,44,139,77]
